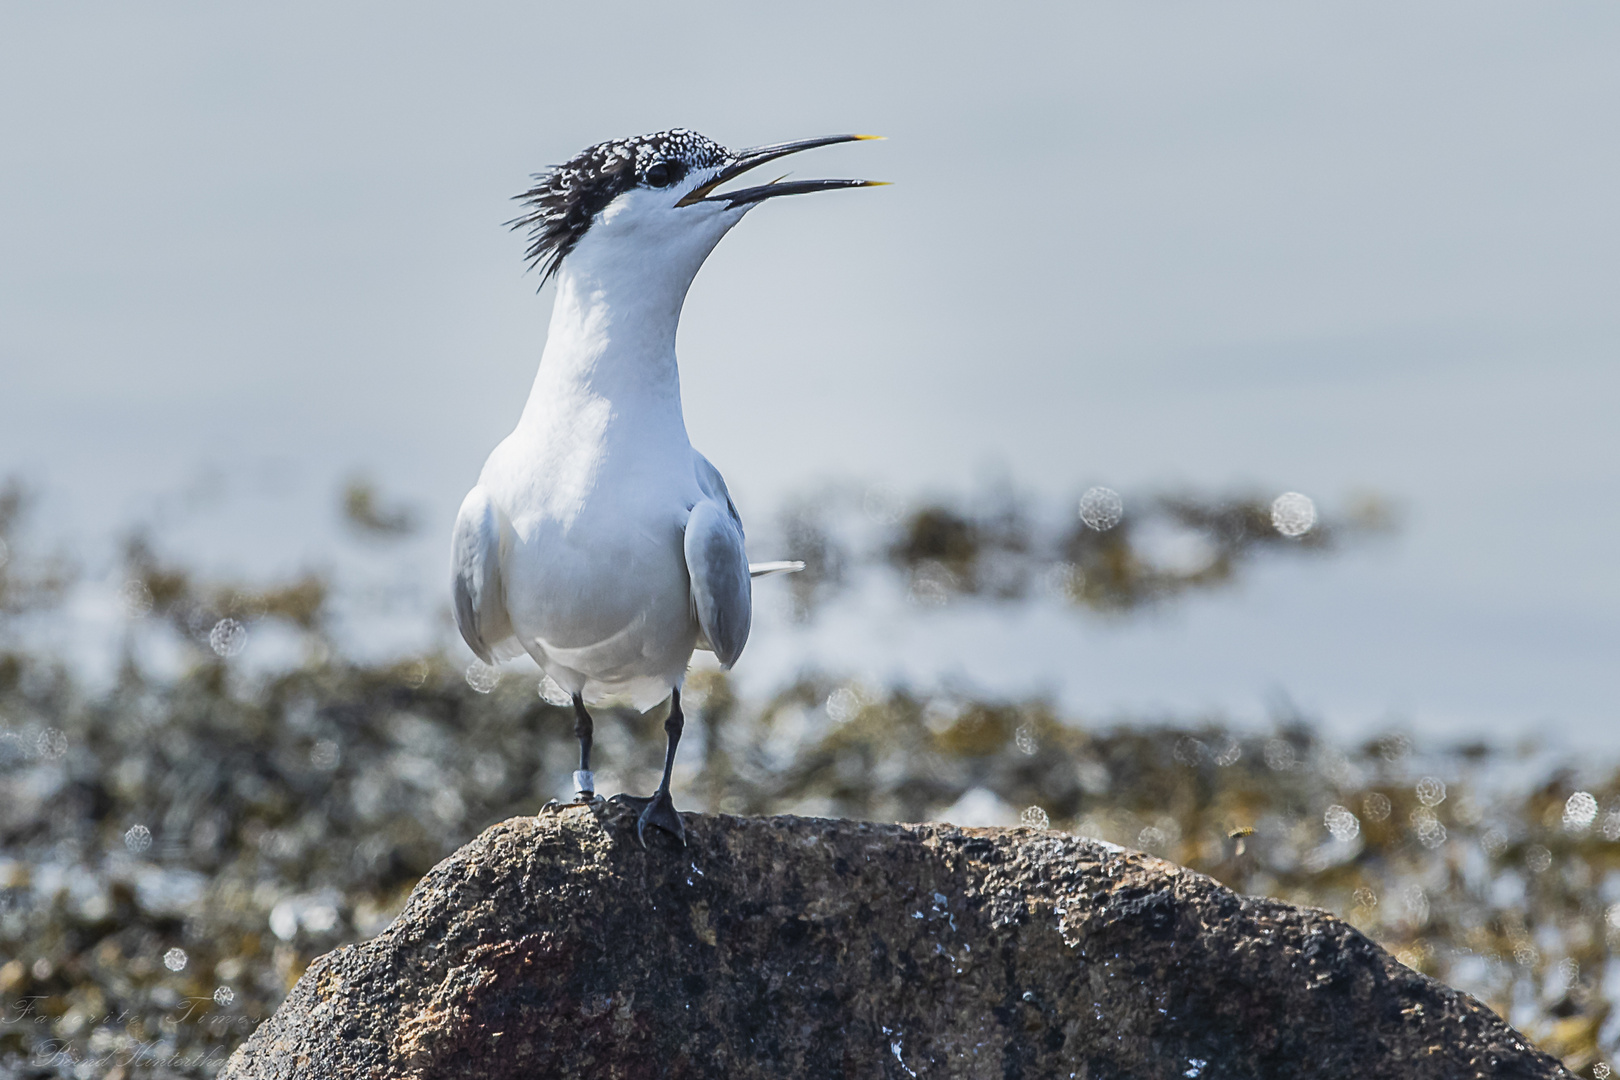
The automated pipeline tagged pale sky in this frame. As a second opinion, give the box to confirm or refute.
[2,2,1617,747]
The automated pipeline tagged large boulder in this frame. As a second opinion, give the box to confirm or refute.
[224,802,1563,1079]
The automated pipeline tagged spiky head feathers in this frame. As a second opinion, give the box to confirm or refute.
[508,129,730,282]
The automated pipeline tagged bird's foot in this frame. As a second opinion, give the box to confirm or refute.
[610,790,686,848]
[539,784,603,815]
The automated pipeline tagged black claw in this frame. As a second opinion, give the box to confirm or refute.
[539,793,600,815]
[619,791,686,848]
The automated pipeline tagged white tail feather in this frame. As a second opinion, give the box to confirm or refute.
[748,560,805,579]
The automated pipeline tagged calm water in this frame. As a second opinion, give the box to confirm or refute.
[3,2,1617,747]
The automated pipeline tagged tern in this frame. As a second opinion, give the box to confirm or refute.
[451,129,883,846]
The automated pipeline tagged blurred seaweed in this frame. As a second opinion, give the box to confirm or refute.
[339,478,417,540]
[0,482,74,622]
[771,481,1393,617]
[0,476,1613,1079]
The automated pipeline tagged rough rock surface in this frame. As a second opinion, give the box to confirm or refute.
[224,803,1564,1079]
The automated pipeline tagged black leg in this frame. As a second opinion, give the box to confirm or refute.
[572,693,594,798]
[655,688,684,797]
[633,688,686,847]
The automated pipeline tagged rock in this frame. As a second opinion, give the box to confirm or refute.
[224,803,1564,1079]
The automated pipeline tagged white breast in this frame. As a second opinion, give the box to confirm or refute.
[488,430,701,709]
[463,203,747,710]
[477,293,711,706]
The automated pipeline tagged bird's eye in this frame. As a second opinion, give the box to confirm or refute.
[644,162,674,188]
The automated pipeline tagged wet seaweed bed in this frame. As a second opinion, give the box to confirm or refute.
[1,483,1616,1077]
[4,653,1618,1078]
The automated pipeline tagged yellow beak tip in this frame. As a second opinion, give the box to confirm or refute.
[853,134,887,141]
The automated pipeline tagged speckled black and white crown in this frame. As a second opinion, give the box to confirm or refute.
[509,129,731,282]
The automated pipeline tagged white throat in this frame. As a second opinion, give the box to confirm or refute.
[519,197,742,426]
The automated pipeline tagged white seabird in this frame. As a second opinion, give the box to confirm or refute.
[450,129,882,844]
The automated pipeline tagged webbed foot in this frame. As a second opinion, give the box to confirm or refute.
[540,791,602,814]
[613,790,686,848]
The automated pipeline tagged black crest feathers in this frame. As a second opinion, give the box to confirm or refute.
[508,129,730,283]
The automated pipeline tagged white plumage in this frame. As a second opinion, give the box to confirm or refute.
[450,182,754,710]
[449,129,878,839]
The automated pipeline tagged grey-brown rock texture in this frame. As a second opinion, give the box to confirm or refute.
[224,802,1565,1079]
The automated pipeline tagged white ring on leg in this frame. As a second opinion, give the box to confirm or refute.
[573,770,594,797]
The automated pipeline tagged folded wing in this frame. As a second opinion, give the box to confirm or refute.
[450,486,517,664]
[685,498,751,669]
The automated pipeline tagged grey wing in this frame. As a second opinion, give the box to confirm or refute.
[685,498,752,669]
[450,486,516,665]
[693,455,803,580]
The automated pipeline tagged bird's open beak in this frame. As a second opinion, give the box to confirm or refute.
[675,134,887,208]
